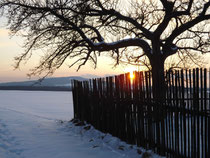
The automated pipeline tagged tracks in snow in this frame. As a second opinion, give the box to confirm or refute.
[0,119,23,158]
[0,106,57,121]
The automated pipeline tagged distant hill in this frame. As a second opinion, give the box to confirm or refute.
[0,76,88,91]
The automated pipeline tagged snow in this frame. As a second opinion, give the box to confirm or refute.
[94,41,105,46]
[94,38,146,47]
[171,46,177,51]
[0,90,163,158]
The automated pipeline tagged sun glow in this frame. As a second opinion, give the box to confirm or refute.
[129,71,135,80]
[124,66,138,80]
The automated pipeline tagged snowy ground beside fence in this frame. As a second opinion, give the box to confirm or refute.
[0,90,162,158]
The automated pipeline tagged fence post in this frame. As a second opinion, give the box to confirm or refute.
[71,68,210,158]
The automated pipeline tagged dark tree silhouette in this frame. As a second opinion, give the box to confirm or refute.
[0,0,209,101]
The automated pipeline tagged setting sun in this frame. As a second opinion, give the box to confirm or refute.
[129,71,135,80]
[124,66,137,80]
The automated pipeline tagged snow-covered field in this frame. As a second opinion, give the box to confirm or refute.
[0,90,162,158]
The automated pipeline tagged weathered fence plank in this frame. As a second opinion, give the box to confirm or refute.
[72,68,210,158]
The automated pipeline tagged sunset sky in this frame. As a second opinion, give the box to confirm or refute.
[0,28,127,82]
[0,22,136,83]
[0,10,210,83]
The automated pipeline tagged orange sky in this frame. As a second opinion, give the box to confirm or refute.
[0,28,136,82]
[0,22,210,83]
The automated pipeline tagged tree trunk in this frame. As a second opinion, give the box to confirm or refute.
[147,53,167,156]
[150,57,166,104]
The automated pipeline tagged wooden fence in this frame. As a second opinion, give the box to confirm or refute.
[72,68,210,158]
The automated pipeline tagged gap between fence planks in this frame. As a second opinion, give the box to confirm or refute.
[72,68,210,158]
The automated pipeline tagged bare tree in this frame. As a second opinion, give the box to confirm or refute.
[0,0,209,101]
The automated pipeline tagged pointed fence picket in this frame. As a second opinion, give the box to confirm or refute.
[72,68,210,158]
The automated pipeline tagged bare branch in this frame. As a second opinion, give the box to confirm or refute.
[0,0,209,77]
